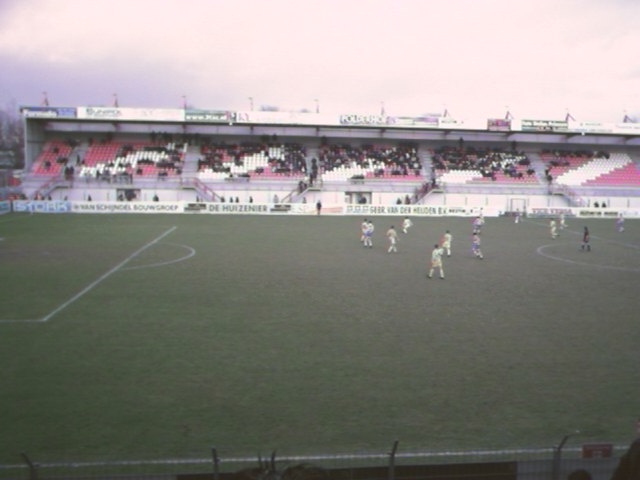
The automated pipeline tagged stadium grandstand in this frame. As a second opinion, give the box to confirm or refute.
[4,105,640,219]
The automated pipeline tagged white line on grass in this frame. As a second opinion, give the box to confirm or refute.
[526,218,640,270]
[121,243,196,271]
[0,226,177,324]
[526,218,640,249]
[536,243,640,272]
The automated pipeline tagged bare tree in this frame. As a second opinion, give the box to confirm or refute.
[0,100,24,168]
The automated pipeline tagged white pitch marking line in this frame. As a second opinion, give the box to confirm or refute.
[536,243,640,272]
[121,243,196,271]
[0,226,177,324]
[526,218,640,249]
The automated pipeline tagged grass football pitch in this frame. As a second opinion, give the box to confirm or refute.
[0,213,638,466]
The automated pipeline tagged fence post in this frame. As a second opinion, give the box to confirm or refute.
[553,432,579,480]
[388,440,399,480]
[20,453,38,480]
[212,447,220,480]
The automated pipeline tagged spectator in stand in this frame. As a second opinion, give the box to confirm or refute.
[317,143,420,178]
[432,145,532,181]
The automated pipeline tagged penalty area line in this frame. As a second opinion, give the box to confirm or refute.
[0,226,177,324]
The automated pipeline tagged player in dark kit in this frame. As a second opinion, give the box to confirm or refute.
[581,226,591,251]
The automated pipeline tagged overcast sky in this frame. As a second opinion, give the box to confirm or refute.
[1,0,638,122]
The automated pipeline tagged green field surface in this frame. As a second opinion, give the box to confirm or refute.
[0,213,638,467]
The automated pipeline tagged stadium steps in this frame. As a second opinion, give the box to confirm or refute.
[181,145,201,174]
[626,151,640,164]
[418,149,433,177]
[75,144,89,165]
[305,146,319,172]
[526,151,551,183]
